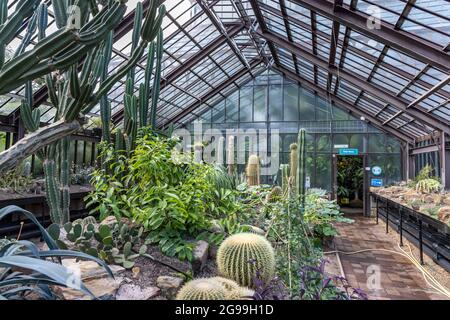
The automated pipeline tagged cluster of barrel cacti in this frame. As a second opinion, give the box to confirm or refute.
[5,0,165,224]
[176,277,255,300]
[48,216,147,269]
[246,154,260,186]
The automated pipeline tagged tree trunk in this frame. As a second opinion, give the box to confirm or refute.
[0,119,81,173]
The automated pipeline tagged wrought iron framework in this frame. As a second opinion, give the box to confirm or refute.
[0,0,448,144]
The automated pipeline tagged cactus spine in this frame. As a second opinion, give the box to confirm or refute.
[246,154,260,186]
[297,129,307,206]
[217,233,275,288]
[176,278,227,300]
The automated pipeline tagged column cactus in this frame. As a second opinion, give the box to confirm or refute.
[289,143,298,194]
[12,0,166,224]
[280,164,289,195]
[246,154,260,186]
[113,0,164,154]
[297,128,307,206]
[227,135,235,176]
[0,0,166,173]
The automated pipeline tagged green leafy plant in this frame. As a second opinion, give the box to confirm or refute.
[415,178,441,194]
[86,133,244,261]
[0,205,112,300]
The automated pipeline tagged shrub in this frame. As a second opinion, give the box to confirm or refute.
[86,133,242,261]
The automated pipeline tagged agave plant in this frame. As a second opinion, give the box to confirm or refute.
[0,205,113,300]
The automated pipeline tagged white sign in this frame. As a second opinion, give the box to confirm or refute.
[371,166,382,176]
[334,144,349,149]
[305,176,311,189]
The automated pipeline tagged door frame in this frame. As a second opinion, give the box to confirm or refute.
[332,153,370,216]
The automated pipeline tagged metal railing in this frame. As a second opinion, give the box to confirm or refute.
[370,193,450,272]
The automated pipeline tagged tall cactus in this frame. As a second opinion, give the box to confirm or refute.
[246,154,260,186]
[289,143,298,194]
[0,0,166,173]
[297,128,307,207]
[12,0,166,224]
[280,164,289,195]
[113,1,164,154]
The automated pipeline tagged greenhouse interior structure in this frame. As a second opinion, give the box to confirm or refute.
[0,0,449,303]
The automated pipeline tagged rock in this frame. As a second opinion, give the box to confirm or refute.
[61,276,122,300]
[99,215,118,228]
[442,196,450,206]
[156,276,184,300]
[249,226,265,236]
[437,206,450,224]
[422,195,435,204]
[132,266,140,279]
[58,259,126,299]
[192,240,209,274]
[115,284,160,300]
[209,244,218,259]
[62,259,125,280]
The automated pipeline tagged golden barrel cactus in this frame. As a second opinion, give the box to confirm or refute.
[217,233,275,288]
[176,278,227,300]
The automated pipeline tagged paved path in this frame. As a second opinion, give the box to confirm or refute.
[333,213,448,300]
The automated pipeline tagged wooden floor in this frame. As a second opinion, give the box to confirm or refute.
[333,213,448,300]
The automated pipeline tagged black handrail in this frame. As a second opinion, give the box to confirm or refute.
[370,192,450,272]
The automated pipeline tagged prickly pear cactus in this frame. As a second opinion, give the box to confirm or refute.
[47,217,147,269]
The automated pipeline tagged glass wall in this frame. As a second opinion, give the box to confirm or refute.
[184,70,403,190]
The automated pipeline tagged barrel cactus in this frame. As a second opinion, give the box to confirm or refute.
[266,186,282,203]
[217,233,275,288]
[210,276,240,292]
[227,287,255,300]
[176,278,227,300]
[246,154,260,186]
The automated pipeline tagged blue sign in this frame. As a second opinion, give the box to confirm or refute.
[371,166,382,176]
[371,178,383,187]
[338,148,359,156]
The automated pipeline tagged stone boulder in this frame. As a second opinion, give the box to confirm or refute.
[437,207,450,225]
[191,240,209,274]
[115,283,160,300]
[156,275,184,299]
[59,259,125,300]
